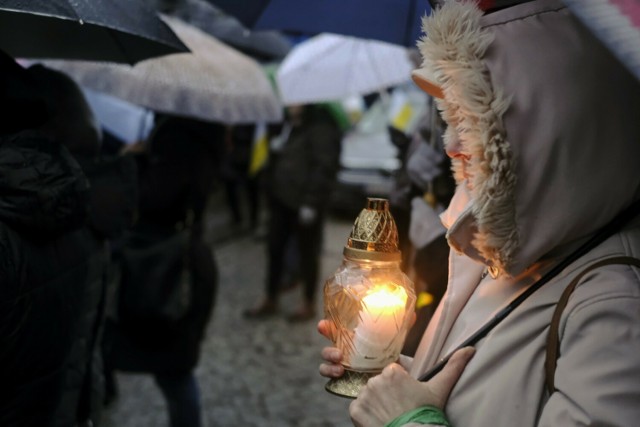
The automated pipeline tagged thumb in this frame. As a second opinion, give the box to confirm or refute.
[428,347,475,407]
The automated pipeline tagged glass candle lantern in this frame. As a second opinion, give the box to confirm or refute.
[323,198,415,398]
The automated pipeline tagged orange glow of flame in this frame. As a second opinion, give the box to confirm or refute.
[362,285,407,313]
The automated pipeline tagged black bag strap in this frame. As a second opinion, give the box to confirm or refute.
[545,256,640,394]
[418,198,640,382]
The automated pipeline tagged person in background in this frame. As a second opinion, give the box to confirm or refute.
[221,124,262,233]
[107,115,221,427]
[244,104,342,322]
[0,52,107,427]
[319,1,640,425]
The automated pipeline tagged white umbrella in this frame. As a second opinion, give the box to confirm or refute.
[42,15,283,124]
[82,88,154,144]
[276,33,414,105]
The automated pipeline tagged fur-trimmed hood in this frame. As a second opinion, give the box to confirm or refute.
[416,0,640,276]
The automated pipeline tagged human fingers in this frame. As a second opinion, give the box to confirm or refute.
[350,363,415,426]
[428,347,475,408]
[317,319,337,341]
[321,346,343,363]
[319,361,344,378]
[319,347,344,378]
[382,362,408,376]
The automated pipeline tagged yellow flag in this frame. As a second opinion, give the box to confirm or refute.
[391,102,414,132]
[249,123,268,177]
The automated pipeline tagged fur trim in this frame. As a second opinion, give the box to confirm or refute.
[416,0,519,272]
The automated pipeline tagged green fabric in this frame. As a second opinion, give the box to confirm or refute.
[319,101,351,131]
[385,405,451,427]
[262,62,280,93]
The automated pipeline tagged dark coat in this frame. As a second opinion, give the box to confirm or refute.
[108,116,219,374]
[268,107,342,211]
[51,153,137,427]
[0,131,104,427]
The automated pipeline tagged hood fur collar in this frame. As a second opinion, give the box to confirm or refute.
[417,0,518,273]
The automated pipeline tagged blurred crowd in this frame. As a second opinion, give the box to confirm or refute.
[0,40,450,425]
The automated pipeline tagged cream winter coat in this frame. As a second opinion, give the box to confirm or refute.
[407,1,640,426]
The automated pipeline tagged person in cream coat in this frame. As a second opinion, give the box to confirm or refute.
[319,1,640,426]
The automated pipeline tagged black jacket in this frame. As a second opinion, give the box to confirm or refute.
[268,107,342,211]
[108,116,219,374]
[51,153,137,427]
[0,131,105,427]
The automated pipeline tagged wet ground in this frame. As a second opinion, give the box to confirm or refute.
[101,195,357,427]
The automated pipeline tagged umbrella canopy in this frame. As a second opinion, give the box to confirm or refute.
[41,15,283,124]
[82,88,154,145]
[0,0,188,64]
[163,0,292,61]
[276,33,414,105]
[211,0,431,47]
[563,0,640,81]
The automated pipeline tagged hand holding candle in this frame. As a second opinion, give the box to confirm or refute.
[322,198,415,398]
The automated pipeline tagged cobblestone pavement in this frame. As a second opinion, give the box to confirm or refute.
[101,202,357,427]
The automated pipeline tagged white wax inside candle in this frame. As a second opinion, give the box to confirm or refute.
[351,285,407,369]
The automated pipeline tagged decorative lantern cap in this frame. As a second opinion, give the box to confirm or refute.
[344,198,401,262]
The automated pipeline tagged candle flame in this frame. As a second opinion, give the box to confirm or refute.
[362,285,407,310]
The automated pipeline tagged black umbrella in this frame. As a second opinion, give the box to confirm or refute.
[0,0,189,64]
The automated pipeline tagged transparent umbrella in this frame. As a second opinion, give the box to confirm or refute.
[42,15,283,124]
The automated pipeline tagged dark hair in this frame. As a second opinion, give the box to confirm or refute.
[0,49,48,135]
[26,65,102,156]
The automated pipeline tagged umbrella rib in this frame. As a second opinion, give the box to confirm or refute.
[362,40,387,96]
[345,39,361,96]
[103,28,136,65]
[296,35,340,68]
[62,0,83,23]
[324,35,365,99]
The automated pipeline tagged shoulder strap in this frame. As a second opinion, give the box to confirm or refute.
[545,256,640,394]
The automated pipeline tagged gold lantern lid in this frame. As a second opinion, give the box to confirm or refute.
[344,198,401,262]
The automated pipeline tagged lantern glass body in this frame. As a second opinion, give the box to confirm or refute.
[323,257,415,373]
